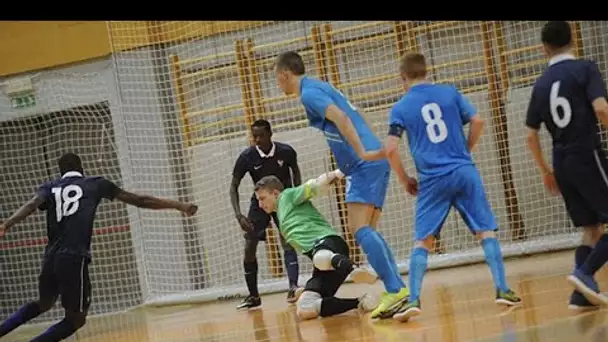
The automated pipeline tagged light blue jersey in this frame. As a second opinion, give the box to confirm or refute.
[299,76,390,209]
[389,83,476,181]
[389,83,496,240]
[300,76,383,175]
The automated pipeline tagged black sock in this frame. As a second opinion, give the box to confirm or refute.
[244,260,259,297]
[30,318,80,342]
[575,245,593,269]
[284,249,299,288]
[581,234,608,276]
[0,302,43,337]
[319,298,359,317]
[330,254,354,274]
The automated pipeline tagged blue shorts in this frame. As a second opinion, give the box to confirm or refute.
[345,160,390,209]
[415,164,497,241]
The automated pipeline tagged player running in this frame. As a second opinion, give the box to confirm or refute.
[385,52,521,322]
[230,119,302,309]
[0,153,198,341]
[273,51,408,319]
[254,170,379,320]
[525,21,608,309]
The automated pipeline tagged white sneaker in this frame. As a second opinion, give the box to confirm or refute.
[358,293,379,313]
[350,267,377,284]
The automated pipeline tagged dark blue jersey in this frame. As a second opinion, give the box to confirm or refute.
[526,54,608,154]
[233,142,298,200]
[37,172,121,259]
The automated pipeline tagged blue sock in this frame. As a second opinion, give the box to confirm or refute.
[574,245,592,270]
[409,247,428,302]
[0,302,42,337]
[30,318,80,342]
[581,234,608,276]
[481,237,509,292]
[284,248,299,288]
[354,226,404,293]
[377,232,407,288]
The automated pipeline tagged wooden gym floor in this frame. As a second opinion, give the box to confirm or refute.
[8,250,608,342]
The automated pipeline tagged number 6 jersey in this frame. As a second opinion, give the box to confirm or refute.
[388,83,477,182]
[525,54,608,154]
[37,171,121,259]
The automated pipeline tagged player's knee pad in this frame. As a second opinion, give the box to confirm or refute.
[313,249,336,271]
[296,291,322,320]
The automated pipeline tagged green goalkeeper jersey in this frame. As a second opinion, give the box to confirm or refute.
[276,182,339,254]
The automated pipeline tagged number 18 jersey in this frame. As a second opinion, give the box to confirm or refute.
[37,172,121,259]
[388,83,476,181]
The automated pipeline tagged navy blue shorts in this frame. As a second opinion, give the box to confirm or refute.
[246,199,279,241]
[554,147,608,227]
[39,253,91,312]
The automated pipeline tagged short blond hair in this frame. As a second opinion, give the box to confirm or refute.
[400,52,427,79]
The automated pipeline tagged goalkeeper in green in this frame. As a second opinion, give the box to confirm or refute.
[254,170,379,320]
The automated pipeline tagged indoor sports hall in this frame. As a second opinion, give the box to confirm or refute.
[1,20,607,341]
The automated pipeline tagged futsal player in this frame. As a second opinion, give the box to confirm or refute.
[254,170,379,320]
[274,51,409,319]
[230,119,302,309]
[525,21,608,309]
[385,52,521,322]
[0,152,198,342]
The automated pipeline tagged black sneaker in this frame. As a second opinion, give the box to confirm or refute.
[286,287,304,304]
[237,295,261,310]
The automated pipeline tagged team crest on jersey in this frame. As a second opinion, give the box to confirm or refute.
[277,160,284,167]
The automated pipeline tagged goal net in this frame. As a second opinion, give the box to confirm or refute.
[1,21,607,322]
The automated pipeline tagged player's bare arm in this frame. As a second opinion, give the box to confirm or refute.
[0,194,46,237]
[385,135,418,196]
[592,97,608,128]
[229,175,254,232]
[526,127,559,195]
[115,189,198,216]
[324,105,385,161]
[467,114,485,152]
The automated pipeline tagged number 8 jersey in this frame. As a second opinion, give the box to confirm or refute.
[37,171,121,259]
[388,83,476,181]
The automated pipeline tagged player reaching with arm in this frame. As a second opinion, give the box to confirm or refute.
[229,119,302,309]
[385,52,521,322]
[254,170,379,320]
[274,51,408,320]
[0,153,197,342]
[525,21,608,309]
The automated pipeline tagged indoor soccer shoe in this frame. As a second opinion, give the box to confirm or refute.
[495,289,522,306]
[370,287,409,319]
[567,269,608,306]
[350,267,378,285]
[392,299,421,322]
[568,290,597,311]
[286,287,304,304]
[236,295,261,310]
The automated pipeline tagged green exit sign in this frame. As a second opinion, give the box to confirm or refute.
[11,93,36,109]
